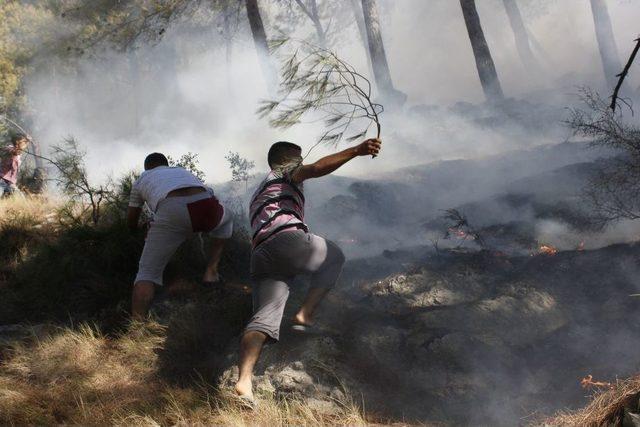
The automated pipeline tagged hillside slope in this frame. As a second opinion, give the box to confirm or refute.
[2,237,639,425]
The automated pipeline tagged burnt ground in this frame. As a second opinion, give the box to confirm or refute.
[230,242,640,426]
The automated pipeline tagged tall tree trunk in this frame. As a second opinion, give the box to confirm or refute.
[502,0,541,74]
[348,0,374,78]
[222,3,233,94]
[223,5,233,66]
[245,0,277,91]
[590,0,624,90]
[308,0,325,47]
[459,0,504,102]
[294,0,326,47]
[360,0,400,102]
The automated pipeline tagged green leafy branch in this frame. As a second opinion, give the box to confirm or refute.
[258,39,383,151]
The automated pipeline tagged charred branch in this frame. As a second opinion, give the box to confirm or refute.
[611,37,640,112]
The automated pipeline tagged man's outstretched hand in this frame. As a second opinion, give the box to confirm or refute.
[293,137,383,183]
[356,138,382,158]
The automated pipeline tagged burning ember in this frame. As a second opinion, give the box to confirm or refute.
[580,375,613,389]
[447,227,475,240]
[535,244,558,256]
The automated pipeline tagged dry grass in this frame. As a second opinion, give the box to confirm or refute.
[0,195,59,229]
[541,376,640,427]
[0,196,365,425]
[0,322,368,426]
[0,196,59,271]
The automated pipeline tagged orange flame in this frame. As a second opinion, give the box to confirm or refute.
[448,228,474,239]
[580,375,613,389]
[538,244,558,256]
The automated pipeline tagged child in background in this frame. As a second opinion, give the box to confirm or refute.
[0,132,29,197]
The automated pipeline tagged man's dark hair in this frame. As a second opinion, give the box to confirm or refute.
[144,152,169,170]
[10,132,28,144]
[267,141,302,168]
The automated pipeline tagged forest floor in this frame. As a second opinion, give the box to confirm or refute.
[1,190,640,426]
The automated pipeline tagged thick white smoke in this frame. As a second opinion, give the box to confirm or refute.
[23,0,640,185]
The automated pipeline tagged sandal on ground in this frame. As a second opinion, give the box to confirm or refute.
[291,323,316,333]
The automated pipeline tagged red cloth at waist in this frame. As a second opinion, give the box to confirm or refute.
[187,196,224,232]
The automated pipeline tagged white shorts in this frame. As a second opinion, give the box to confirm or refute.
[134,192,233,286]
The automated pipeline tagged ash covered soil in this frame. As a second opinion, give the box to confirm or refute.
[2,240,638,425]
[213,243,640,425]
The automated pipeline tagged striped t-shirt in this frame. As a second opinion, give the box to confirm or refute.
[249,165,307,248]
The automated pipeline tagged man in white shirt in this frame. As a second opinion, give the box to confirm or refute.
[127,152,233,319]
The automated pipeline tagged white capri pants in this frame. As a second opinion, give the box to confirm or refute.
[135,191,233,286]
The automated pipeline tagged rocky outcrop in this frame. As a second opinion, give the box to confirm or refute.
[217,244,640,425]
[219,334,357,415]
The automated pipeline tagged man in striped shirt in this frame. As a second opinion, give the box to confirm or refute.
[235,138,382,404]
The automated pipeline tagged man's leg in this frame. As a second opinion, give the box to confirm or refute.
[295,237,345,326]
[132,281,155,320]
[295,287,331,326]
[131,220,187,319]
[203,238,225,282]
[236,330,268,399]
[0,179,11,198]
[235,278,290,399]
[202,206,233,283]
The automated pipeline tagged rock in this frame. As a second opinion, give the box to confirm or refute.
[218,335,357,405]
[269,364,315,395]
[366,268,485,314]
[216,243,640,424]
[416,287,567,347]
[254,375,276,397]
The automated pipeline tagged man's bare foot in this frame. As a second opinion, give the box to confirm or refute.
[294,310,313,327]
[234,379,254,400]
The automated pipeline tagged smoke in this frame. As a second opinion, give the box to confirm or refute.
[382,0,640,103]
[19,0,640,259]
[23,0,640,186]
[17,0,640,266]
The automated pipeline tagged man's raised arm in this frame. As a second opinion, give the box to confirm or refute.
[291,138,381,184]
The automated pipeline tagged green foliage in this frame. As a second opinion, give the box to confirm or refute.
[41,141,207,227]
[167,152,206,182]
[0,220,141,324]
[58,0,241,52]
[61,0,196,51]
[259,40,383,148]
[0,203,252,325]
[225,151,255,186]
[0,0,233,116]
[49,137,113,225]
[0,1,59,114]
